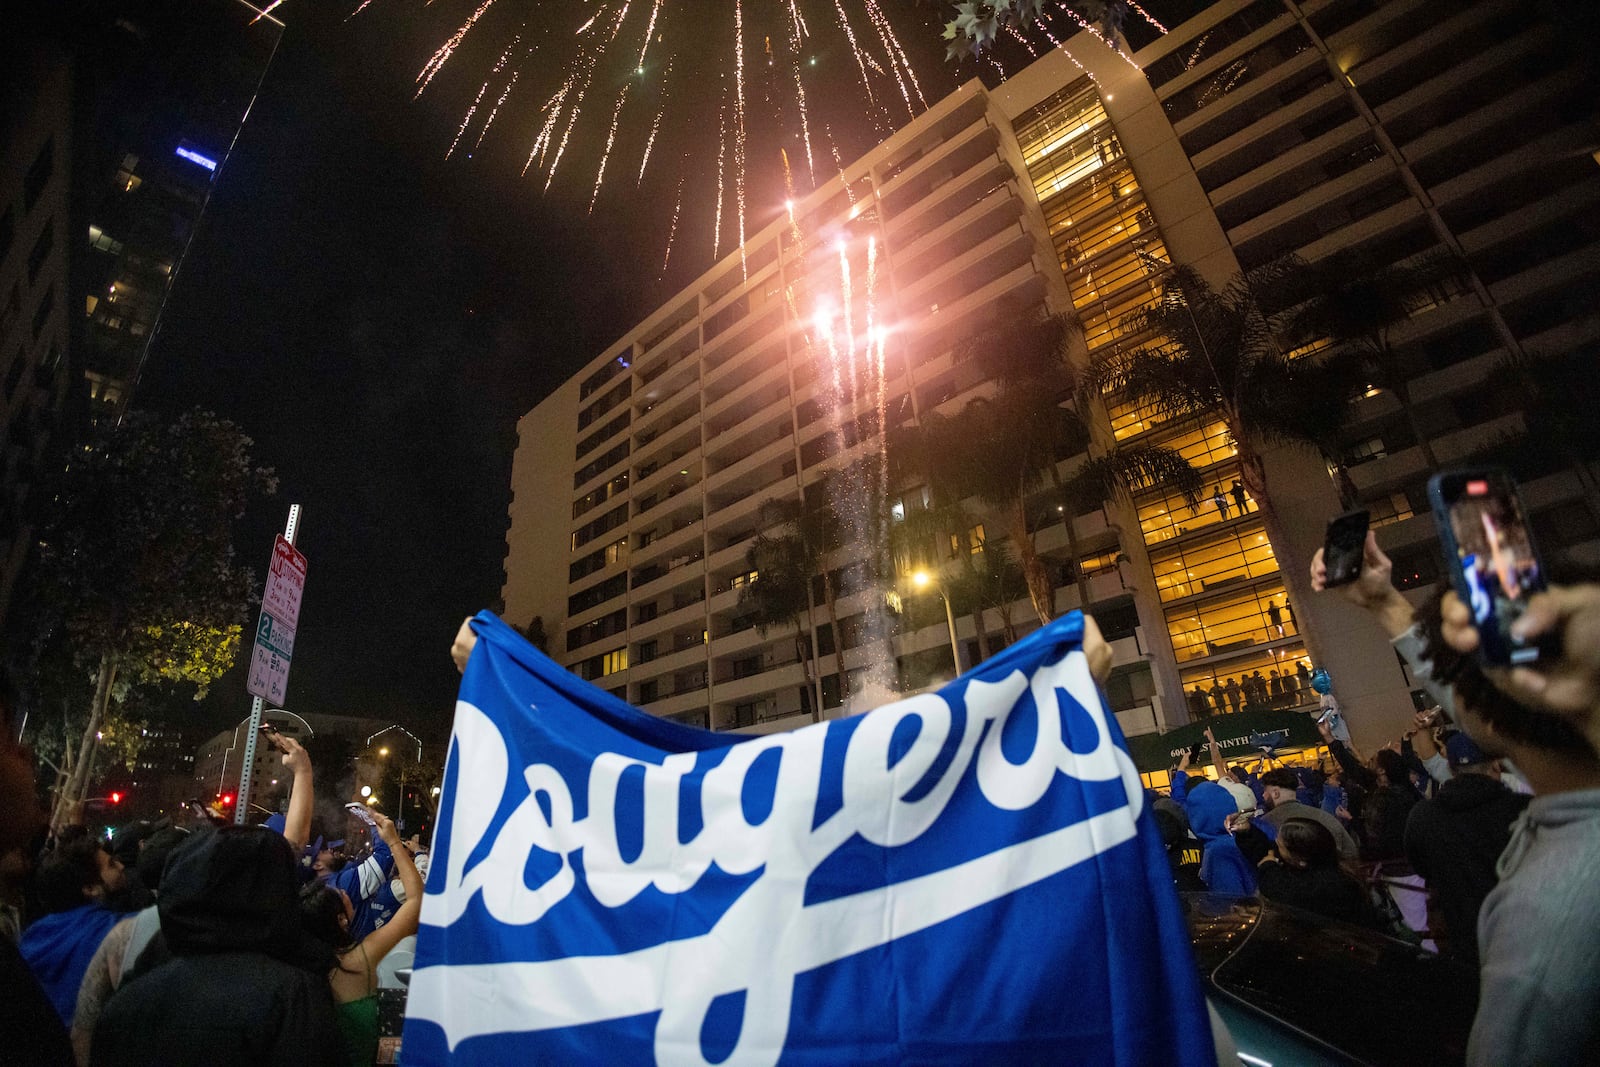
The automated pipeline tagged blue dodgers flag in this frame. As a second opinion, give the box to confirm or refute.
[404,611,1215,1066]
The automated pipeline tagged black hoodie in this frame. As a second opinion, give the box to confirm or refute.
[90,826,341,1067]
[1404,772,1530,967]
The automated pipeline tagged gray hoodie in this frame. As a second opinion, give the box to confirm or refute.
[1468,788,1600,1066]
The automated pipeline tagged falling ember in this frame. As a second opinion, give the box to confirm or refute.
[589,83,631,212]
[415,0,499,99]
[382,0,991,274]
[660,173,684,275]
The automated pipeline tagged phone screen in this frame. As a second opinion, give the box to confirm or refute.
[345,802,380,828]
[1322,509,1370,586]
[1432,470,1548,665]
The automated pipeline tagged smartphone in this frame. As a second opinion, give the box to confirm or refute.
[1321,509,1370,587]
[1188,740,1207,764]
[344,801,380,828]
[1429,468,1552,666]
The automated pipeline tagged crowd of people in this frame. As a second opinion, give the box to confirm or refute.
[0,704,427,1067]
[6,535,1599,1066]
[1156,530,1600,1065]
[1186,658,1311,717]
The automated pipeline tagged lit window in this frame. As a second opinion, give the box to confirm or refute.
[601,647,629,676]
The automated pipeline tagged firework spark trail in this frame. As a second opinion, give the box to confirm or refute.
[416,0,499,98]
[448,34,521,158]
[637,109,663,182]
[345,0,379,21]
[861,0,925,113]
[475,66,521,150]
[523,79,572,175]
[252,0,286,22]
[830,0,883,122]
[732,0,749,276]
[660,173,685,275]
[447,84,490,158]
[1124,0,1169,34]
[712,105,727,261]
[636,0,663,68]
[785,0,816,185]
[1052,5,1144,69]
[589,82,630,212]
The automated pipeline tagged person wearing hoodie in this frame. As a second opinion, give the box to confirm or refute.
[1313,536,1600,1066]
[19,834,129,1026]
[89,825,342,1067]
[1169,750,1256,896]
[1403,729,1529,967]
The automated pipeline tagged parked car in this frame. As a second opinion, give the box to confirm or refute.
[1185,893,1477,1066]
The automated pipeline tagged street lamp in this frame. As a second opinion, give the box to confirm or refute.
[911,569,964,675]
[378,747,389,757]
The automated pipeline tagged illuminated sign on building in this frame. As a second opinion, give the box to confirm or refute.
[174,145,217,171]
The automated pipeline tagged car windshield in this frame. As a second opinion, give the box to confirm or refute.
[1190,895,1476,1066]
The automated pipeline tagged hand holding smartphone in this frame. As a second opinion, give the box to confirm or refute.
[1429,468,1553,666]
[345,801,380,829]
[1320,510,1370,587]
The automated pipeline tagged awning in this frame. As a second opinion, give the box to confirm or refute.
[1124,709,1324,773]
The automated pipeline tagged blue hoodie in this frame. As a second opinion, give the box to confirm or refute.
[1172,773,1257,897]
[18,903,124,1024]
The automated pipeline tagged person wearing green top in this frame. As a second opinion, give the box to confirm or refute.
[301,810,422,1066]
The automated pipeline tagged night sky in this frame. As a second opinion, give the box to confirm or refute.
[138,2,650,739]
[130,1,1189,741]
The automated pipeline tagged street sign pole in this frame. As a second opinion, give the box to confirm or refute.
[235,504,302,825]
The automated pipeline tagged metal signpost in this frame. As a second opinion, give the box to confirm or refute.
[235,505,305,824]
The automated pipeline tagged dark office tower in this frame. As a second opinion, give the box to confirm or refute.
[69,0,282,418]
[0,1,281,626]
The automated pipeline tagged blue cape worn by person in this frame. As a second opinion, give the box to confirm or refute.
[403,611,1216,1066]
[18,902,124,1024]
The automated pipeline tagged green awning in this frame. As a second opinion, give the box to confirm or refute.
[1124,709,1324,773]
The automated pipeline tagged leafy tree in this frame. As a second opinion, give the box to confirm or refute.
[28,410,274,826]
[739,496,844,719]
[1284,248,1470,471]
[899,309,1202,623]
[941,0,1128,60]
[1082,261,1360,658]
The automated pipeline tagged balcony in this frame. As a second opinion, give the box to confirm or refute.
[632,637,708,678]
[1347,412,1524,496]
[712,660,807,705]
[705,429,795,497]
[705,358,788,426]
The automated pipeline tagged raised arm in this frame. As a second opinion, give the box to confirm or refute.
[352,813,424,978]
[1204,725,1228,783]
[275,734,314,854]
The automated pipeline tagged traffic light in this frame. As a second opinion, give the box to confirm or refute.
[109,791,123,805]
[220,793,235,807]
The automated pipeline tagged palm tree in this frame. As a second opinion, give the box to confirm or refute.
[1083,260,1360,659]
[739,526,819,720]
[883,498,979,670]
[941,309,1205,620]
[739,496,845,718]
[1285,248,1470,471]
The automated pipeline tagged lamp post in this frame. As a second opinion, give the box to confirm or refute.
[912,569,964,675]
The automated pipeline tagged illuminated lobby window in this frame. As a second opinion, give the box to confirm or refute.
[1164,583,1300,662]
[1149,526,1278,603]
[1137,465,1247,543]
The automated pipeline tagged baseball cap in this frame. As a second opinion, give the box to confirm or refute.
[1447,731,1490,767]
[1220,779,1258,812]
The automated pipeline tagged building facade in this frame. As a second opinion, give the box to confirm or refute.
[502,0,1600,754]
[0,0,282,630]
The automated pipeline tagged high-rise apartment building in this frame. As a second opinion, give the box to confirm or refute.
[0,0,282,628]
[503,0,1600,755]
